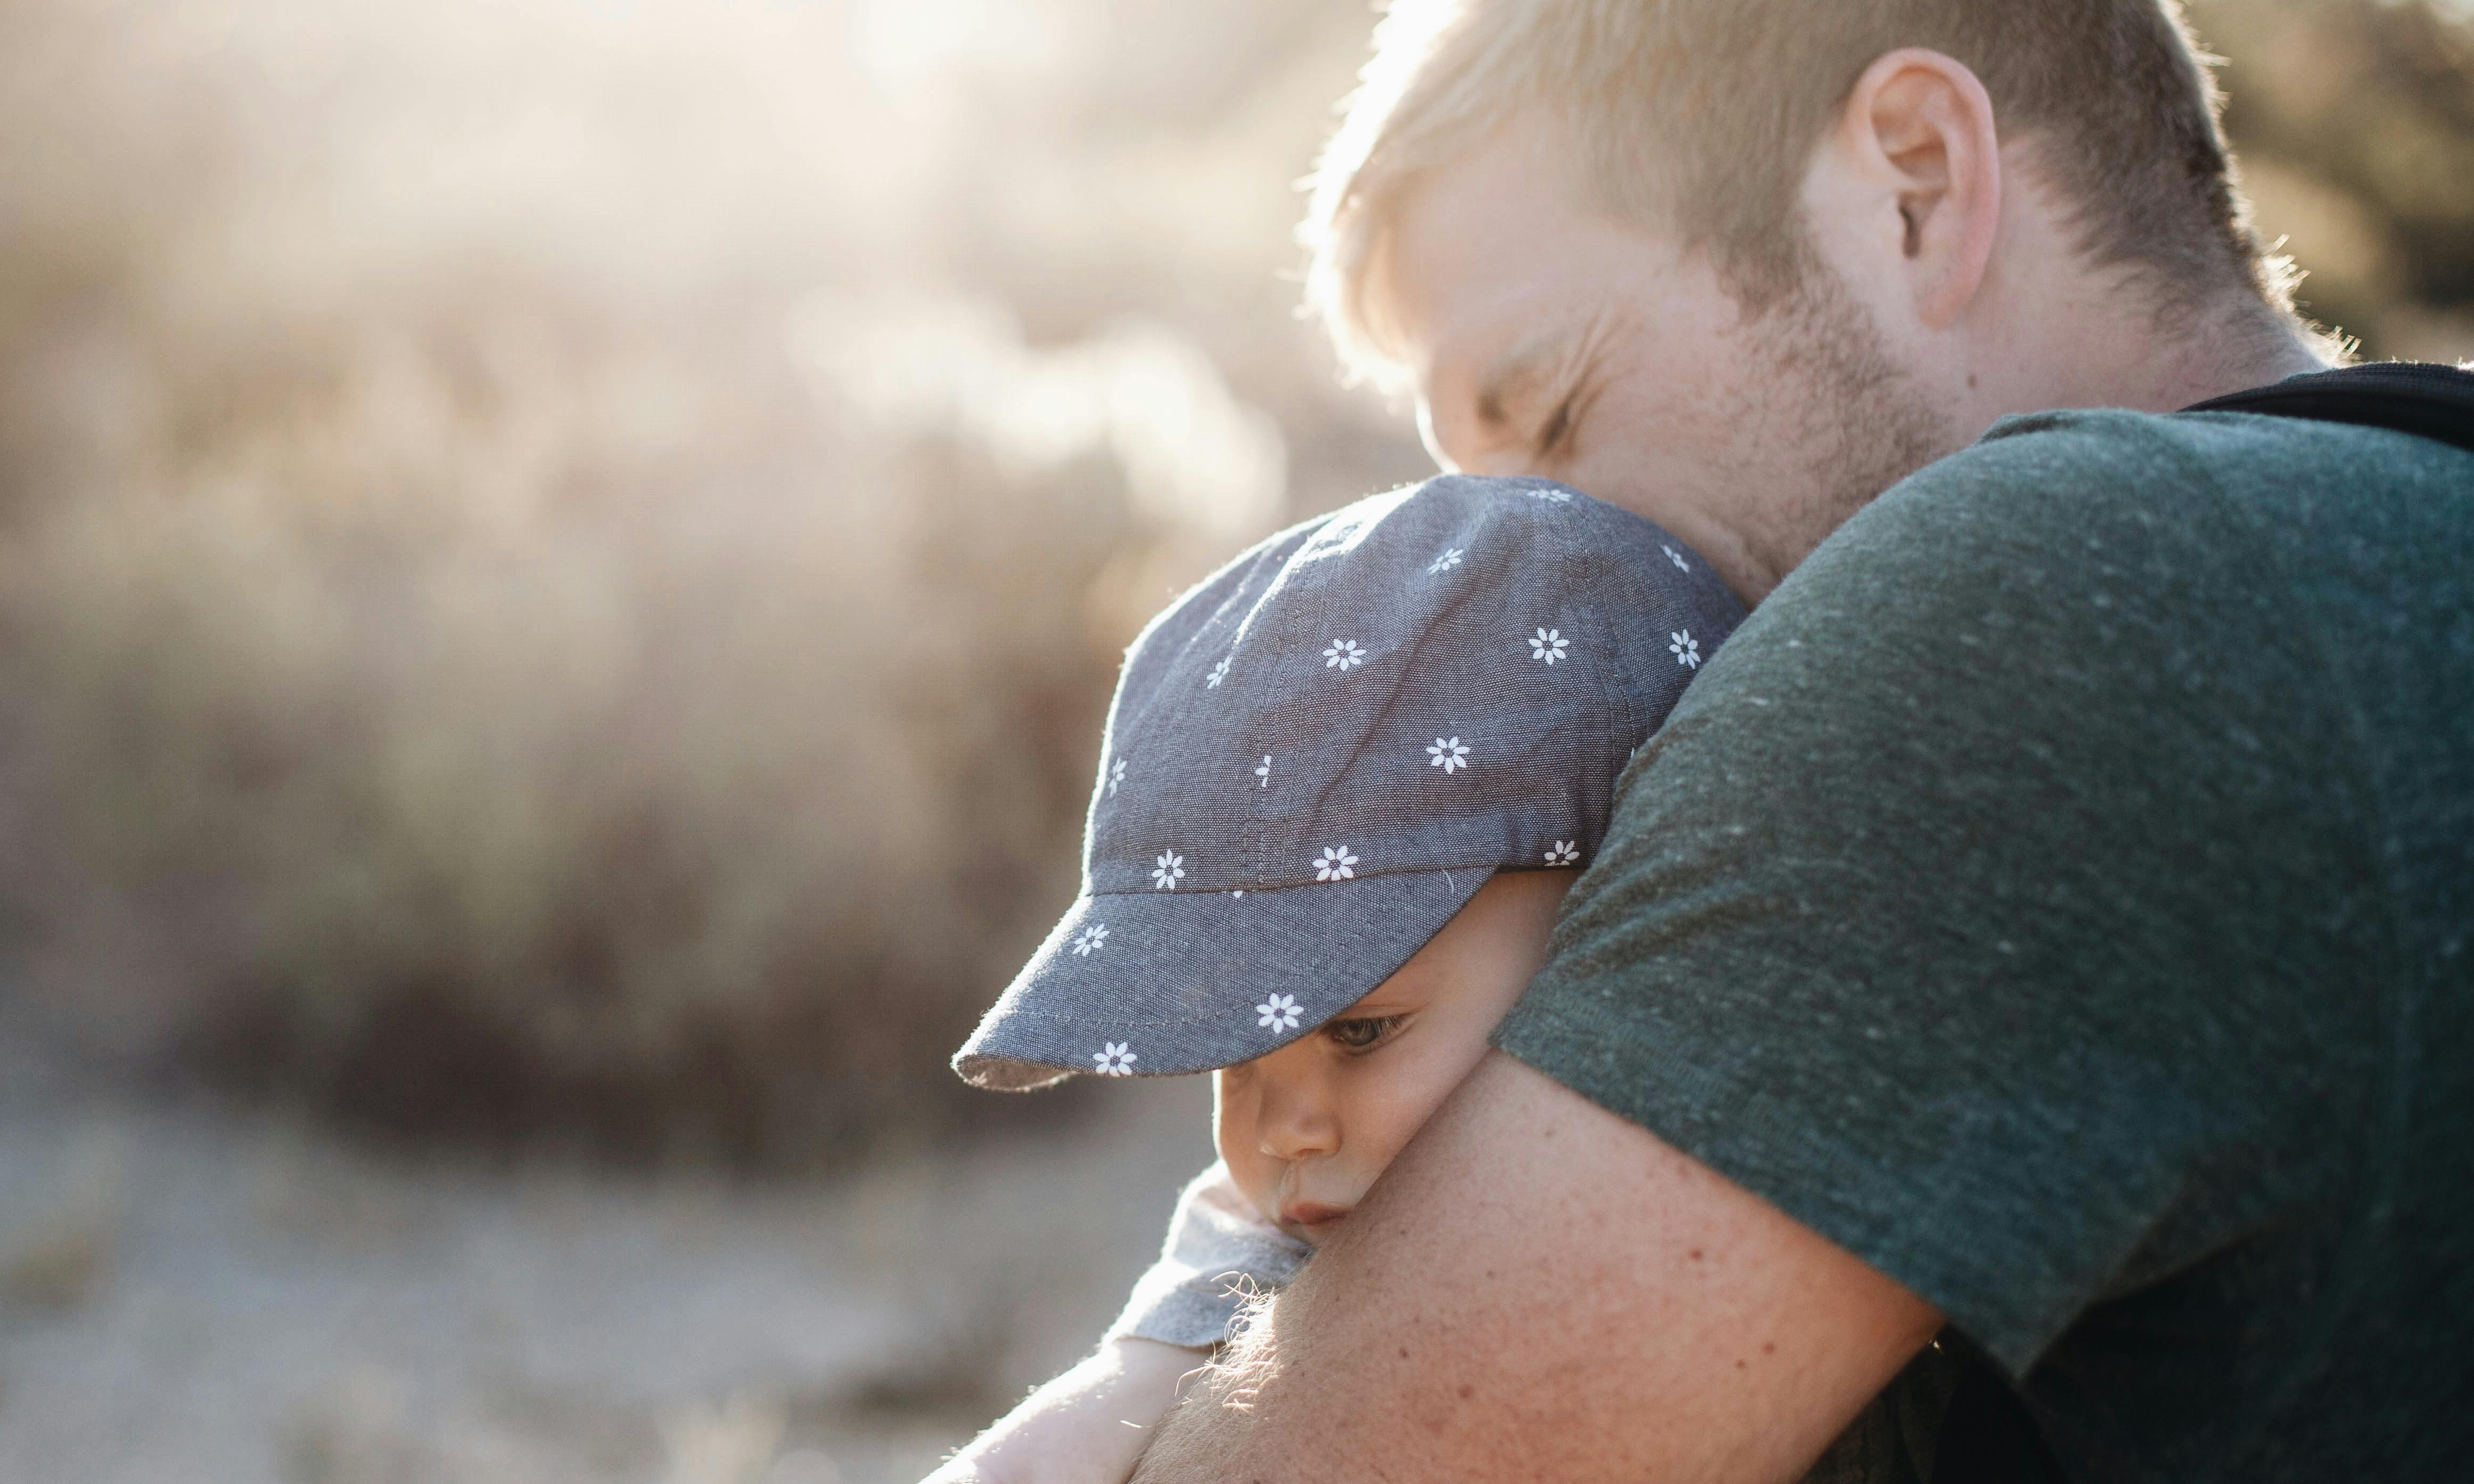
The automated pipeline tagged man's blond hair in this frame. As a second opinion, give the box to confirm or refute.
[1304,0,2292,384]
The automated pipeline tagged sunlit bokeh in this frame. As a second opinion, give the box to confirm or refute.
[0,1,2465,1480]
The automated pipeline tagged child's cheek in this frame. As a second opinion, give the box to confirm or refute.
[1212,1071,1280,1218]
[1343,1079,1421,1188]
[1342,1042,1463,1187]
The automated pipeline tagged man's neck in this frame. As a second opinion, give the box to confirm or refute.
[1718,291,2335,609]
[1968,283,2336,434]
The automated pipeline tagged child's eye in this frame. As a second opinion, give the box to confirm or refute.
[1324,1014,1404,1052]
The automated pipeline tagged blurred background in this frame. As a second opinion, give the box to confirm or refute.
[0,0,2466,1479]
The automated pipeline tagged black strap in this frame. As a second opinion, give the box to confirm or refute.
[2181,361,2474,457]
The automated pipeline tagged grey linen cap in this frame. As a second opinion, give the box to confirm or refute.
[952,475,1745,1090]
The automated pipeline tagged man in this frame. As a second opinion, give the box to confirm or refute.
[1132,2,2472,1480]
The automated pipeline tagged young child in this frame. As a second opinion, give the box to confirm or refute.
[928,476,1944,1484]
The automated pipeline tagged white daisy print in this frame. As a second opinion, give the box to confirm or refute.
[1524,487,1574,503]
[1152,851,1186,891]
[1662,544,1690,572]
[1313,846,1358,881]
[1670,630,1702,670]
[1071,924,1110,956]
[1427,737,1471,773]
[1108,758,1127,796]
[1207,657,1231,689]
[1545,841,1581,866]
[1256,994,1303,1032]
[1529,628,1571,664]
[1429,548,1464,575]
[1093,1042,1138,1076]
[1323,639,1368,671]
[1254,755,1271,789]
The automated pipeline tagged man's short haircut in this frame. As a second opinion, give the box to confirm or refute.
[1305,0,2292,384]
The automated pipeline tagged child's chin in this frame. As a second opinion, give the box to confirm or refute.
[1285,1214,1349,1247]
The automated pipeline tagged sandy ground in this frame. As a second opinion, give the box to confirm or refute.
[0,1037,1216,1484]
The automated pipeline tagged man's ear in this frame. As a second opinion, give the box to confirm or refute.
[1831,49,2002,331]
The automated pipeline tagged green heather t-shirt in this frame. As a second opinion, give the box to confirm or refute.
[1495,405,2474,1481]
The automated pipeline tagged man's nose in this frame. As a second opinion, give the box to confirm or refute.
[1254,1076,1339,1162]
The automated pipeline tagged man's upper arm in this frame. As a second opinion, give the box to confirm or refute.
[1496,413,2376,1372]
[1131,1051,1941,1483]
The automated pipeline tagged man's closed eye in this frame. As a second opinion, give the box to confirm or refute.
[1535,396,1575,459]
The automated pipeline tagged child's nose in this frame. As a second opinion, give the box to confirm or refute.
[1254,1077,1339,1162]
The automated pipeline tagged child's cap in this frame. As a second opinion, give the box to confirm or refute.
[952,475,1745,1090]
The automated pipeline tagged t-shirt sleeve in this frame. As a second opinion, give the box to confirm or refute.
[1104,1160,1312,1350]
[1493,412,2386,1374]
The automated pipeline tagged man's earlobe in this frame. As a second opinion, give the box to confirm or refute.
[1845,49,2002,330]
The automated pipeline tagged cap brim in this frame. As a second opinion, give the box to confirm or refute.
[953,867,1497,1090]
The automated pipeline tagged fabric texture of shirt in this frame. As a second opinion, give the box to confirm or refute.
[1495,403,2474,1480]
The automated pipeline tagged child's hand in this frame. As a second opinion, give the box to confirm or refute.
[919,1337,1204,1484]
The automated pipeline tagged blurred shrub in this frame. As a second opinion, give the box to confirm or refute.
[0,0,1419,1167]
[0,0,2464,1167]
[2195,0,2474,357]
[0,275,1240,1165]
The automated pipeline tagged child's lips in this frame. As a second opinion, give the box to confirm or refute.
[1280,1200,1351,1229]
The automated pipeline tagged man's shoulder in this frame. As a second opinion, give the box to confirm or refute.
[1779,402,2473,658]
[1813,407,2235,579]
[1942,395,2472,479]
[1656,398,2471,918]
[1743,410,2260,668]
[1867,400,2472,550]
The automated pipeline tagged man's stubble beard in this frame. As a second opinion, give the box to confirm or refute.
[1728,255,1960,581]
